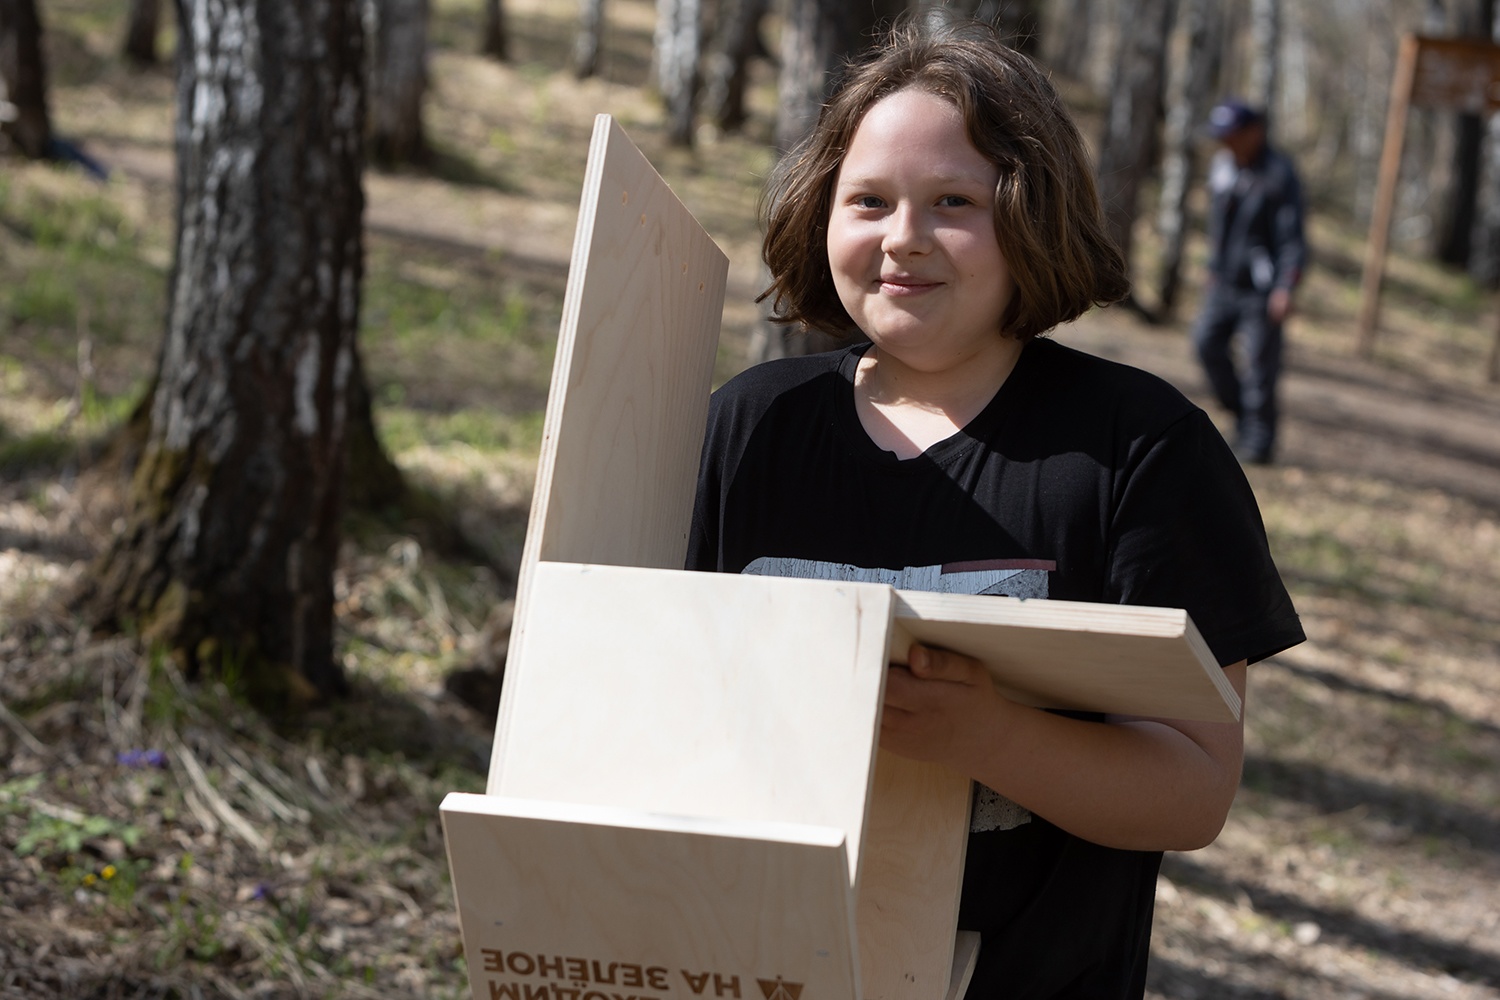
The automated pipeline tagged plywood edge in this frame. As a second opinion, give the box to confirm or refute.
[1182,615,1242,721]
[892,591,1239,723]
[944,932,981,1000]
[894,590,1191,639]
[442,791,852,849]
[489,114,617,785]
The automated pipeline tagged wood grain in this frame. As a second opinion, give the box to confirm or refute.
[442,793,859,1000]
[491,562,894,885]
[856,750,971,1000]
[490,114,729,779]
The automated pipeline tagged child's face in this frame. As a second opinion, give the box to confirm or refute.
[826,88,1015,372]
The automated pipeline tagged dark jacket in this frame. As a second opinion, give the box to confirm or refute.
[1205,143,1307,294]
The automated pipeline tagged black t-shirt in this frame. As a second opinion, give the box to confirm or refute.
[686,338,1304,999]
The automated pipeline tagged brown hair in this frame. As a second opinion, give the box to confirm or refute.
[760,16,1129,342]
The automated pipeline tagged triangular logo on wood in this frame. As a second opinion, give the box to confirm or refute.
[758,978,804,1000]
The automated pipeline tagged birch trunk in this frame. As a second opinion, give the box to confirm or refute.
[574,0,605,78]
[1095,0,1177,300]
[656,0,701,147]
[82,0,367,704]
[1156,0,1223,317]
[702,0,764,132]
[367,0,429,165]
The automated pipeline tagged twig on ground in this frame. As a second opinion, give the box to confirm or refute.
[0,698,50,757]
[169,737,268,854]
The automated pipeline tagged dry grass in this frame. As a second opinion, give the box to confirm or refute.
[2,0,1499,997]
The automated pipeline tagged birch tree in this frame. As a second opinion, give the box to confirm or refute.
[574,0,605,78]
[655,0,702,147]
[702,0,766,132]
[1155,0,1224,317]
[751,0,901,361]
[367,0,429,165]
[81,0,369,705]
[1095,0,1177,308]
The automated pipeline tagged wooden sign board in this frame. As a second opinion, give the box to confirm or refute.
[1409,36,1500,113]
[445,116,1239,1000]
[1357,34,1500,380]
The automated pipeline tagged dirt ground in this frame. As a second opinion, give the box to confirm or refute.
[3,0,1500,997]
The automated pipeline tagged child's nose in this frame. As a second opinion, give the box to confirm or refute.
[882,204,931,256]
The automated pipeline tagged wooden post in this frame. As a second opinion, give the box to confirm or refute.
[1355,34,1420,358]
[1490,309,1500,382]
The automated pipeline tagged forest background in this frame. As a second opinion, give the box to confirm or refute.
[1,0,1498,997]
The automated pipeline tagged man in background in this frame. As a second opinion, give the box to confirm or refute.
[1192,99,1307,466]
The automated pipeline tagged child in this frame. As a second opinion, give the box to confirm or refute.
[687,16,1304,1000]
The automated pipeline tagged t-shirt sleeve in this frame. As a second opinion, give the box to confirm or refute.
[1104,409,1304,666]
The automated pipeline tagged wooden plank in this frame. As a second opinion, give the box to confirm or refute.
[856,750,971,1000]
[490,562,894,885]
[491,114,729,780]
[945,933,981,1000]
[889,590,1239,722]
[441,793,859,1000]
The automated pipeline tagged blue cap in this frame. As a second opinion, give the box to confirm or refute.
[1205,99,1262,138]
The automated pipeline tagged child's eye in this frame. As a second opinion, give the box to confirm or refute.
[938,195,973,208]
[853,195,886,209]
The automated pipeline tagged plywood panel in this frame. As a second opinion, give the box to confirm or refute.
[491,562,894,883]
[888,590,1238,722]
[856,750,971,1000]
[442,793,859,1000]
[491,114,729,781]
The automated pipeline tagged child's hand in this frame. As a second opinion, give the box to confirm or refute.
[880,643,1004,769]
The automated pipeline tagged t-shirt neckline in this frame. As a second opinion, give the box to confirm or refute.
[833,340,1034,468]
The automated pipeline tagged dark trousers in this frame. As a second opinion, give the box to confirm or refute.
[1191,284,1283,460]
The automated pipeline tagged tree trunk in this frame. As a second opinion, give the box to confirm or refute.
[367,0,429,166]
[1246,0,1278,116]
[81,0,368,705]
[752,0,890,361]
[0,0,52,159]
[122,0,162,66]
[574,0,605,78]
[1155,0,1222,318]
[1095,0,1177,302]
[1436,0,1494,266]
[1470,4,1500,287]
[1048,0,1094,80]
[775,0,868,154]
[702,0,764,133]
[480,0,507,60]
[655,0,701,147]
[972,0,1043,56]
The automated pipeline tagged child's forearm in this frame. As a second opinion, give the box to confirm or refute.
[882,647,1247,853]
[974,679,1246,851]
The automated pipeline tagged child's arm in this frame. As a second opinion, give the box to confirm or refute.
[880,643,1247,853]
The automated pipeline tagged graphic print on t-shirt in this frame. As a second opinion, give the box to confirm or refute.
[742,556,1054,832]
